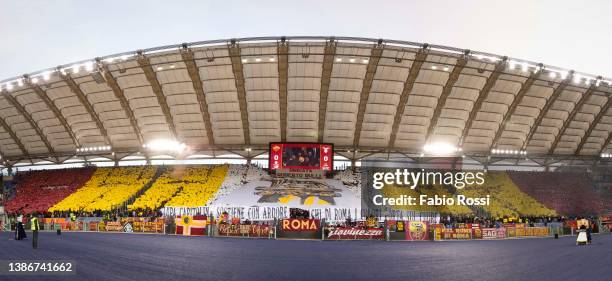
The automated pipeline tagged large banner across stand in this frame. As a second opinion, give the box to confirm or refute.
[161,205,440,222]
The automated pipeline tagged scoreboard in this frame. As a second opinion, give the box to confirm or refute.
[269,143,333,171]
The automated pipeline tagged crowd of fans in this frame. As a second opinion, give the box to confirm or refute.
[49,166,156,213]
[163,165,227,207]
[508,171,606,216]
[129,165,228,210]
[1,164,609,228]
[4,168,94,214]
[459,172,556,218]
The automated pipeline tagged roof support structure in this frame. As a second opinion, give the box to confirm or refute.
[317,39,337,143]
[180,46,215,146]
[458,57,507,147]
[97,60,144,146]
[0,110,29,157]
[575,94,612,154]
[353,42,383,148]
[388,46,428,149]
[136,52,178,140]
[424,52,469,143]
[277,39,289,142]
[489,69,542,150]
[3,90,56,156]
[26,76,79,147]
[599,131,612,155]
[228,41,251,145]
[548,80,599,154]
[521,71,573,150]
[60,72,111,146]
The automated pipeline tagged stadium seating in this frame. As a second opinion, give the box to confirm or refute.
[508,171,606,216]
[49,166,157,212]
[129,166,203,210]
[5,168,95,214]
[334,168,362,195]
[130,165,228,209]
[459,172,556,218]
[208,165,249,205]
[8,164,609,220]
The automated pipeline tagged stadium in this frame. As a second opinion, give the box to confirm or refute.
[0,35,611,281]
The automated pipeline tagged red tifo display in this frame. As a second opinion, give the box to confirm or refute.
[269,143,333,171]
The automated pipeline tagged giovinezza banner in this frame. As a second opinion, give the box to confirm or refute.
[326,227,384,240]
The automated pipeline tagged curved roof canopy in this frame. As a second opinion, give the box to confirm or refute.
[0,36,611,165]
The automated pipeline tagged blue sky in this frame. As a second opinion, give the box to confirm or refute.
[1,0,611,80]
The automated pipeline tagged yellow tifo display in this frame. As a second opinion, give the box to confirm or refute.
[128,166,213,210]
[162,165,228,207]
[49,166,157,212]
[458,172,556,218]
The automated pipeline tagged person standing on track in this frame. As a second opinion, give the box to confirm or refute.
[31,214,40,249]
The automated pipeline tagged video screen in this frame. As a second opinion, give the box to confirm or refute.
[269,143,333,170]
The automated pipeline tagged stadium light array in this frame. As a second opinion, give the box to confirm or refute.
[241,57,276,64]
[142,139,187,153]
[601,153,612,158]
[491,149,527,155]
[422,142,460,155]
[76,146,112,153]
[334,57,369,64]
[85,62,94,72]
[508,61,516,70]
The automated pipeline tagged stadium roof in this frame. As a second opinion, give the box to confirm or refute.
[0,36,611,167]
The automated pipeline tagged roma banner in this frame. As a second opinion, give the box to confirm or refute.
[405,221,429,241]
[327,227,384,240]
[176,215,207,236]
[281,219,320,232]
